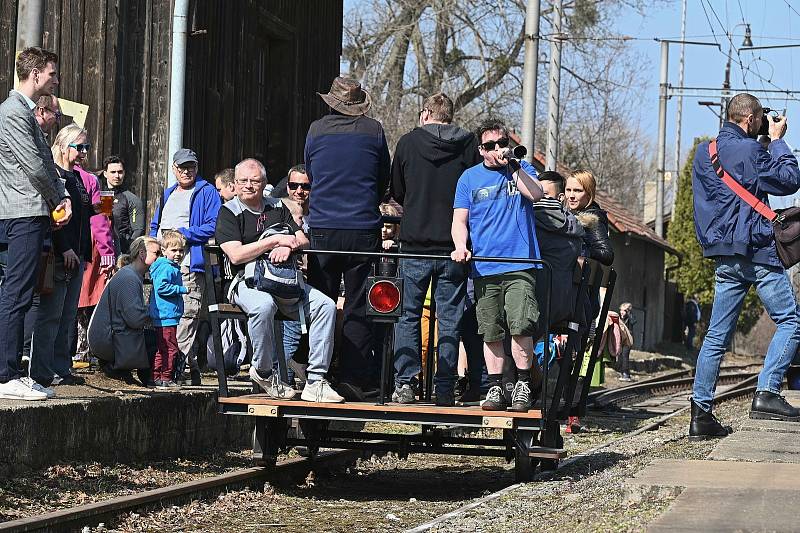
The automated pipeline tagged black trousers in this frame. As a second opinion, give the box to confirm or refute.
[0,217,49,382]
[308,227,380,388]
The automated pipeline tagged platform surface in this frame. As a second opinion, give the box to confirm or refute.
[219,394,544,419]
[647,488,800,532]
[630,398,800,533]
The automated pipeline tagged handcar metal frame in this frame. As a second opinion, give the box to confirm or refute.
[204,244,616,481]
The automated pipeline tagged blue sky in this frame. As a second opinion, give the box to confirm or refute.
[342,1,800,170]
[619,0,800,169]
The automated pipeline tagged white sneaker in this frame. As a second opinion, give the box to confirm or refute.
[301,379,345,403]
[249,366,296,400]
[0,378,48,401]
[20,377,55,399]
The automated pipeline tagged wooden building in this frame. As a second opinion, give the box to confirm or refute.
[0,0,343,214]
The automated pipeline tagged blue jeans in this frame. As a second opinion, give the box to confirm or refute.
[692,256,800,412]
[0,217,49,382]
[393,258,467,393]
[31,259,85,384]
[234,283,335,383]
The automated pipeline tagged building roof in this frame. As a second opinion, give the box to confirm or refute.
[527,150,678,256]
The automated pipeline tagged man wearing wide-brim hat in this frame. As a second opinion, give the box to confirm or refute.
[304,76,390,401]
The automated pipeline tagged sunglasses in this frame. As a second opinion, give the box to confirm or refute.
[68,143,91,152]
[480,138,509,151]
[288,182,311,191]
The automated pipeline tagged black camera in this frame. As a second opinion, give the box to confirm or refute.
[758,107,781,136]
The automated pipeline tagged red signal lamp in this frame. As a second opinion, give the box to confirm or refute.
[366,276,403,321]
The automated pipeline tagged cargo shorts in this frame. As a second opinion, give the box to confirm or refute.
[473,269,539,343]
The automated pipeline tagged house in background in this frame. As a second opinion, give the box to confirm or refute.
[0,0,343,216]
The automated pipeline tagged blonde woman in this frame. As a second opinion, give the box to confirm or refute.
[29,124,93,392]
[565,170,614,266]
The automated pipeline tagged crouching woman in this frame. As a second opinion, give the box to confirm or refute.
[88,236,160,380]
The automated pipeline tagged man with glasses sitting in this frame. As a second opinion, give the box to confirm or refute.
[215,158,342,403]
[150,148,221,385]
[451,120,545,413]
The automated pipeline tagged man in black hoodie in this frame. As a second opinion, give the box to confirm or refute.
[389,93,481,406]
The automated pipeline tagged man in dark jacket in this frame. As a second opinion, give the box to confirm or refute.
[305,77,391,400]
[101,155,145,255]
[691,92,800,439]
[389,93,481,406]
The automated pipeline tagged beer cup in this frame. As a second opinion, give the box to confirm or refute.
[100,191,114,217]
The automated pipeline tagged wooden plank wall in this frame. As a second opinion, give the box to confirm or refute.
[185,0,343,184]
[0,1,17,94]
[0,0,343,214]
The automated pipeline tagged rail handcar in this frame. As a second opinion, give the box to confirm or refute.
[205,243,615,481]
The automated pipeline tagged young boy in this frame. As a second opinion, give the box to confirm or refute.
[148,230,188,389]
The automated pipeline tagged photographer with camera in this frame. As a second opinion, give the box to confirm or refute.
[690,93,800,439]
[451,120,544,412]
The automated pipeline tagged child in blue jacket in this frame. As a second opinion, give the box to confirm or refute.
[149,230,188,388]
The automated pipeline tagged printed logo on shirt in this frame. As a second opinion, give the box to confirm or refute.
[256,205,279,233]
[471,183,517,205]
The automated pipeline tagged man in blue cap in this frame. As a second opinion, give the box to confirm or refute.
[150,148,221,385]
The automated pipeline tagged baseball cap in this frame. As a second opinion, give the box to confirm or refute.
[173,148,198,166]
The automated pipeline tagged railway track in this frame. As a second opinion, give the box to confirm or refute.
[0,370,760,533]
[406,371,759,533]
[0,449,367,533]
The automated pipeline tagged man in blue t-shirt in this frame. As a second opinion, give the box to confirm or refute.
[452,120,544,412]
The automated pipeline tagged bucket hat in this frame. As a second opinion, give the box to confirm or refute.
[318,77,371,116]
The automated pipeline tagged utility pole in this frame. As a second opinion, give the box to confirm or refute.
[721,52,731,130]
[655,41,669,238]
[167,0,190,187]
[545,0,563,171]
[15,0,44,50]
[520,0,541,162]
[673,0,687,182]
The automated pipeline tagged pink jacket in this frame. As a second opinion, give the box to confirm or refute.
[75,165,115,266]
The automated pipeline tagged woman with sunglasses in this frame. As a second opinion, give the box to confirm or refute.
[73,139,116,370]
[28,124,94,393]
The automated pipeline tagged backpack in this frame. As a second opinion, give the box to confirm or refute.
[244,222,304,300]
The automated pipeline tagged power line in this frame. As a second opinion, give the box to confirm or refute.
[784,0,800,19]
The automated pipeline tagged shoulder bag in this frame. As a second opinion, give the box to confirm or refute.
[709,139,800,268]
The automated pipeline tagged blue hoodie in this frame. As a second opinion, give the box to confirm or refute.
[149,177,221,273]
[693,122,800,267]
[148,256,188,326]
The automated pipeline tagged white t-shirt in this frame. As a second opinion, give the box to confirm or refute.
[158,185,194,266]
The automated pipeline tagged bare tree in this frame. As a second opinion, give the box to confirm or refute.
[343,0,662,215]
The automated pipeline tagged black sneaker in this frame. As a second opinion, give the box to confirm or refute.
[457,384,482,405]
[190,369,202,386]
[392,384,415,404]
[58,374,86,386]
[481,385,508,411]
[435,389,455,407]
[510,380,532,412]
[336,382,366,402]
[454,376,468,398]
